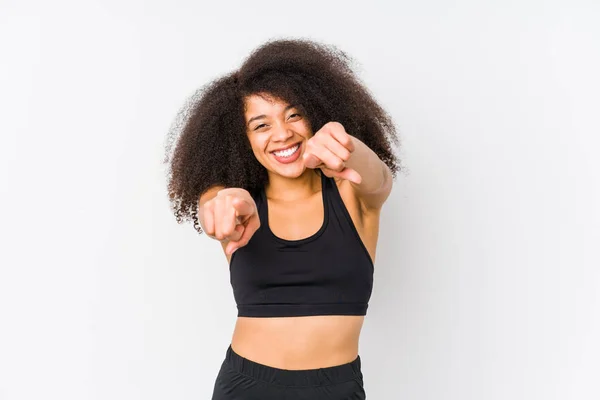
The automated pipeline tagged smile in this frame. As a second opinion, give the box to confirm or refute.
[271,143,300,158]
[270,143,302,164]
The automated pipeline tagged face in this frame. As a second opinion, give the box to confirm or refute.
[244,93,313,178]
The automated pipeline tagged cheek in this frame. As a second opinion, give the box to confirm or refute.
[297,121,313,137]
[246,134,268,156]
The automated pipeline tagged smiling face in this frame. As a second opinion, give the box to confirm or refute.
[244,93,313,179]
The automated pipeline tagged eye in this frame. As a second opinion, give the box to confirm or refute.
[254,123,267,131]
[288,113,301,119]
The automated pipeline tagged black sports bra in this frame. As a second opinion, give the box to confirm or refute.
[229,172,374,317]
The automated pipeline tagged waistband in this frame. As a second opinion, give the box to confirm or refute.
[224,345,362,387]
[237,303,368,317]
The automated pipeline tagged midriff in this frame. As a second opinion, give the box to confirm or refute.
[230,315,365,369]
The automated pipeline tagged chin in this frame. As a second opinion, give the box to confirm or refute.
[268,163,306,179]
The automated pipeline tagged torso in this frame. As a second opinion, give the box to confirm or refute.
[224,178,381,369]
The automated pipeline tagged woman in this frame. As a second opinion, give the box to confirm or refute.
[165,38,400,399]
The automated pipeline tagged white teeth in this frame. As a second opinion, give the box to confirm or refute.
[273,144,300,158]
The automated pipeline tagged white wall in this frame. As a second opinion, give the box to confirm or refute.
[1,0,599,399]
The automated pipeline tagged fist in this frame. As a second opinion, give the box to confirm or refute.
[201,188,260,256]
[302,122,362,184]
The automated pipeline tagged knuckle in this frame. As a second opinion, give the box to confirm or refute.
[328,121,343,130]
[332,160,344,170]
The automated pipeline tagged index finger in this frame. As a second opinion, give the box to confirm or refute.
[232,197,255,218]
[226,215,260,255]
[322,166,362,185]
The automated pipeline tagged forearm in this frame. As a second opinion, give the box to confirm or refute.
[346,136,390,195]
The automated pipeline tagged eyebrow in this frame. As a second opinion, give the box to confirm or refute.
[247,104,297,126]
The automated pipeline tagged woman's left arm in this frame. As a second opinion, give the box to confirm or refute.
[344,136,394,211]
[303,121,393,211]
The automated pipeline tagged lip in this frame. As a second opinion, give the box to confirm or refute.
[270,141,302,165]
[270,142,301,153]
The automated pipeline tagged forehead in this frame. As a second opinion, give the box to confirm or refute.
[243,94,291,119]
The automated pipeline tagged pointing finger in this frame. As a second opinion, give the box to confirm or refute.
[228,223,244,243]
[232,197,255,219]
[321,166,362,185]
[226,214,260,255]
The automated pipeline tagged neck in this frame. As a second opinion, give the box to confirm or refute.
[265,169,321,202]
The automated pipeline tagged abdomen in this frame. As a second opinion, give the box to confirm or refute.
[230,315,365,369]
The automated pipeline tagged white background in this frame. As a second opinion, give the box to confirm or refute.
[1,0,599,399]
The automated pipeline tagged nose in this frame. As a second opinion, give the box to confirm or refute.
[270,123,294,142]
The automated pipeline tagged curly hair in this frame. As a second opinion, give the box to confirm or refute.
[164,38,401,234]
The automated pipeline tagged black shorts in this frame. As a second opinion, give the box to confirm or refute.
[211,345,366,399]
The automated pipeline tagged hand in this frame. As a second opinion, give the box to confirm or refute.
[202,188,260,256]
[302,122,362,184]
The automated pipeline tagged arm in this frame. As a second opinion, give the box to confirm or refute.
[303,121,393,212]
[344,136,394,211]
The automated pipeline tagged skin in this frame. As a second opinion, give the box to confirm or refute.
[199,93,393,369]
